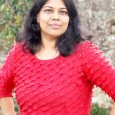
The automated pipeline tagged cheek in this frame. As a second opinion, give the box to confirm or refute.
[63,18,70,28]
[63,16,69,24]
[37,14,47,23]
[37,17,46,30]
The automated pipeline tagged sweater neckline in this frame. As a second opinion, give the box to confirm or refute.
[31,53,61,62]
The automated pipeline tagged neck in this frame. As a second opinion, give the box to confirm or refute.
[36,34,59,60]
[41,34,57,50]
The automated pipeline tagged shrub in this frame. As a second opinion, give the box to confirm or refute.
[0,0,32,52]
[91,103,110,115]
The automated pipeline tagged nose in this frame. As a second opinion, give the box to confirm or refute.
[51,12,60,20]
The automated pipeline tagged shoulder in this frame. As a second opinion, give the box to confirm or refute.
[74,40,102,58]
[78,40,95,48]
[6,42,30,62]
[11,42,30,55]
[76,40,100,51]
[11,42,24,52]
[74,40,91,52]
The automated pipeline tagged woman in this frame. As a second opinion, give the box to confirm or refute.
[0,0,115,114]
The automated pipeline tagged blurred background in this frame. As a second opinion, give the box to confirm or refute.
[0,0,115,115]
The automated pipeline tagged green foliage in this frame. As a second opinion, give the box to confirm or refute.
[0,0,33,52]
[91,104,110,115]
[13,103,111,115]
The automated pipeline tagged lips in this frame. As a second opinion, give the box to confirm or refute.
[49,24,61,29]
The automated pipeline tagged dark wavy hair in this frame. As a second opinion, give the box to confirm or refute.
[17,0,84,56]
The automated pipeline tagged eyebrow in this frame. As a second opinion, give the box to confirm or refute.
[43,6,67,10]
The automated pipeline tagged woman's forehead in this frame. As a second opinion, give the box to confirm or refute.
[43,0,67,9]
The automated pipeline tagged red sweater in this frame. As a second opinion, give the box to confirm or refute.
[0,40,115,115]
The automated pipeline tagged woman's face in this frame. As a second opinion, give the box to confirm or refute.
[37,0,70,39]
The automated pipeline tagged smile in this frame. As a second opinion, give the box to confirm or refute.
[49,24,61,29]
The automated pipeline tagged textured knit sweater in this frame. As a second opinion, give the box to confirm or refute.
[0,40,115,115]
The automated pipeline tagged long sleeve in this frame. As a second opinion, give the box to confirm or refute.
[81,40,115,101]
[0,45,16,98]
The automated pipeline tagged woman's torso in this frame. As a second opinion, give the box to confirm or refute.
[13,43,93,115]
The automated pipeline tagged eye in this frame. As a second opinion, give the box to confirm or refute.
[59,10,68,15]
[44,9,53,13]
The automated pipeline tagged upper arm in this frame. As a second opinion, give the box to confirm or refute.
[80,40,115,101]
[0,45,16,98]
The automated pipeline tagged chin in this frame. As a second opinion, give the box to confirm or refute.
[49,31,65,37]
[50,33,63,37]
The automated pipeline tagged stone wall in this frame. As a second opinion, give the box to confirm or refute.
[73,0,115,108]
[73,0,115,63]
[74,0,115,37]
